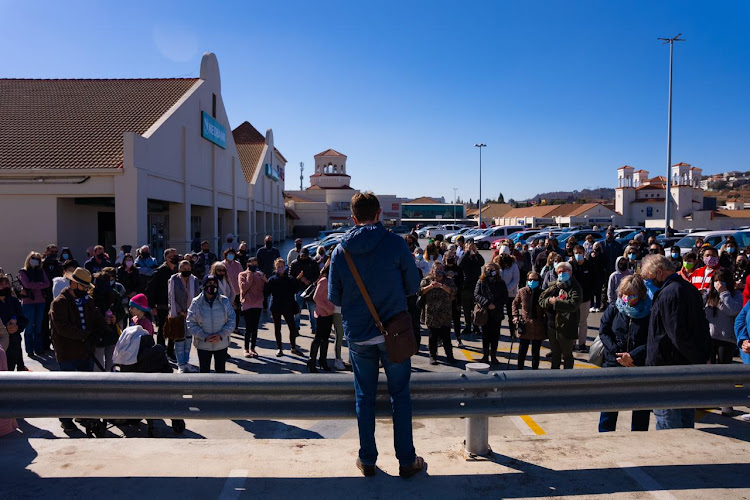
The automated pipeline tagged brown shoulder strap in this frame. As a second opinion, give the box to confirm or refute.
[341,248,386,334]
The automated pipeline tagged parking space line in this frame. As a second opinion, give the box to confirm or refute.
[461,349,475,361]
[519,415,546,435]
[618,462,677,500]
[218,469,248,500]
[511,416,535,435]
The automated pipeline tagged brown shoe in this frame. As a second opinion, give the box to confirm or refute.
[356,458,376,477]
[399,456,425,478]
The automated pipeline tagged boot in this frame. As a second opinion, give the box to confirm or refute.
[308,339,320,373]
[318,337,331,371]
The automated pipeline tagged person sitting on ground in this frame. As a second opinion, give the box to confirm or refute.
[598,275,652,432]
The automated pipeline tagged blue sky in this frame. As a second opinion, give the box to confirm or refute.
[2,1,749,202]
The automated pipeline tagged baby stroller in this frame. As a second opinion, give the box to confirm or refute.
[113,325,186,436]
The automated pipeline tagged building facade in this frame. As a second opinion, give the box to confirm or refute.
[0,52,285,269]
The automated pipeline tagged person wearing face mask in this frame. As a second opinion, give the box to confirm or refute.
[220,233,236,255]
[58,247,74,265]
[50,267,107,430]
[18,251,50,357]
[607,256,633,307]
[678,252,697,282]
[239,257,267,358]
[588,242,607,312]
[719,236,738,272]
[290,247,320,335]
[474,263,509,366]
[102,267,126,305]
[512,271,547,370]
[236,241,250,269]
[40,244,63,353]
[186,274,236,373]
[222,248,243,327]
[459,240,485,337]
[540,261,583,369]
[734,254,750,297]
[414,249,430,278]
[419,262,457,365]
[117,253,141,301]
[597,275,652,432]
[53,260,79,299]
[640,254,711,429]
[168,260,201,372]
[84,245,112,275]
[0,273,29,371]
[541,252,562,290]
[256,235,281,279]
[569,245,593,353]
[496,253,520,339]
[135,244,159,281]
[209,262,236,303]
[91,272,125,371]
[624,245,640,273]
[443,251,465,347]
[689,247,721,292]
[288,238,304,266]
[145,248,179,359]
[264,258,302,357]
[704,268,742,416]
[194,241,218,280]
[668,245,683,268]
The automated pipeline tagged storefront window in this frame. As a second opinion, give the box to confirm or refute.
[402,204,465,220]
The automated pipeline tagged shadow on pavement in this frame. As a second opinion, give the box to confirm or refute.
[231,419,324,439]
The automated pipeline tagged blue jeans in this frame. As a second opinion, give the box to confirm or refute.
[174,337,192,366]
[653,408,695,430]
[599,410,650,432]
[349,341,416,467]
[294,292,317,334]
[22,302,45,355]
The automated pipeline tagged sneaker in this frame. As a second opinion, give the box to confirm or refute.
[589,307,595,313]
[334,358,346,371]
[741,414,750,422]
[456,340,465,348]
[594,307,601,313]
[291,347,304,356]
[276,349,284,357]
[184,364,200,373]
[177,365,186,373]
[399,456,425,478]
[250,349,259,358]
[429,357,438,365]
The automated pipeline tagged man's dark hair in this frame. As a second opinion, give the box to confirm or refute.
[351,192,380,222]
[164,247,177,260]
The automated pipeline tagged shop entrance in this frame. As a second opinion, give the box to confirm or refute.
[148,214,169,264]
[97,212,116,259]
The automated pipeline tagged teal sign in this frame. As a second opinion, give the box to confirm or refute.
[265,163,284,181]
[201,111,226,149]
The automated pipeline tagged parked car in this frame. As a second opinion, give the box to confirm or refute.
[315,227,349,241]
[508,229,544,245]
[557,230,606,245]
[445,226,474,243]
[474,226,525,250]
[426,224,465,238]
[675,230,736,256]
[416,226,439,238]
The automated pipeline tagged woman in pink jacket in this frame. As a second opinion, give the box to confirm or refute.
[18,251,50,357]
[238,256,266,358]
[308,261,334,372]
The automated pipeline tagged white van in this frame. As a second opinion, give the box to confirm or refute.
[474,225,525,249]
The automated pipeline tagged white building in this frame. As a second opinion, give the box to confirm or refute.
[284,149,403,235]
[0,52,285,269]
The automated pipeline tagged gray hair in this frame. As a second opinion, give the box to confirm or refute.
[555,261,573,273]
[641,254,675,275]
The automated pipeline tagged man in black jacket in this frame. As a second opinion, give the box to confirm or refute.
[289,248,320,334]
[640,254,711,429]
[458,240,484,336]
[571,245,594,352]
[0,274,29,371]
[194,240,218,280]
[146,248,178,358]
[41,244,63,352]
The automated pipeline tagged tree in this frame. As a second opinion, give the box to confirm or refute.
[468,198,473,206]
[497,193,505,203]
[508,198,516,207]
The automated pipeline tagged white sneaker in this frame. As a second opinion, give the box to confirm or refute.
[594,307,600,313]
[177,365,186,373]
[589,307,595,313]
[740,413,750,421]
[334,358,346,371]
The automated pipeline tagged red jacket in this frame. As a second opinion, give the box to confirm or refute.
[689,266,717,291]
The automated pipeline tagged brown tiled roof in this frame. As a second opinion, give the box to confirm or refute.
[501,205,560,219]
[673,162,691,167]
[314,148,346,158]
[306,184,351,190]
[0,78,198,171]
[406,196,441,204]
[566,203,602,217]
[715,209,750,218]
[636,185,664,190]
[285,207,300,220]
[617,165,634,170]
[285,193,313,203]
[546,204,581,217]
[478,203,513,218]
[233,121,268,183]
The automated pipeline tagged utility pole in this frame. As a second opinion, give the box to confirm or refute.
[658,34,685,236]
[453,187,458,225]
[299,162,304,191]
[474,143,486,228]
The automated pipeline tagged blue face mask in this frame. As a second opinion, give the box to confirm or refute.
[726,246,736,253]
[528,280,539,289]
[574,254,584,262]
[628,253,637,261]
[671,253,680,259]
[558,272,571,283]
[227,254,235,261]
[644,279,661,297]
[416,254,423,261]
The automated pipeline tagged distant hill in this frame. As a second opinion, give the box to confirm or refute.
[526,187,615,204]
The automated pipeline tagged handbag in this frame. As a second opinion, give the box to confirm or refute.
[342,249,417,364]
[588,335,605,367]
[163,315,186,341]
[472,304,488,327]
[300,282,317,303]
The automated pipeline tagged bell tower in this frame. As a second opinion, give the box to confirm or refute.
[310,149,351,189]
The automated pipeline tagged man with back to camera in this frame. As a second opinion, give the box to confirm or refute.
[328,192,425,478]
[639,254,711,429]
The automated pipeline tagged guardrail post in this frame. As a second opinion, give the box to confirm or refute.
[464,363,491,458]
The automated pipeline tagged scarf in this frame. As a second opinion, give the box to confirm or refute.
[615,295,652,319]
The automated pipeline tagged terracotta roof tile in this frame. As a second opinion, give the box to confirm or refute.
[501,205,561,219]
[566,203,602,217]
[0,78,198,171]
[285,207,300,220]
[232,121,265,143]
[314,148,346,158]
[235,143,266,183]
[715,209,750,218]
[406,196,442,204]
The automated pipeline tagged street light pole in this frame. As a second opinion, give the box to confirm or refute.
[474,143,486,228]
[453,187,458,225]
[658,34,685,236]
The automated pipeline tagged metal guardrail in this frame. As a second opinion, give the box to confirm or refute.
[1,365,748,420]
[2,365,748,456]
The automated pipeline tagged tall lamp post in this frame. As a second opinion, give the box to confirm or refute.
[453,187,458,225]
[658,34,685,236]
[474,143,486,228]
